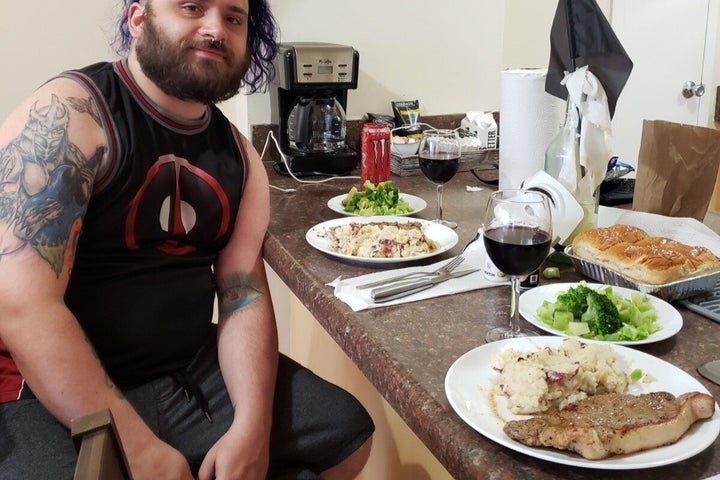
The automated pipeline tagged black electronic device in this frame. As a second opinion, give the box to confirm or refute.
[269,42,360,176]
[599,178,635,206]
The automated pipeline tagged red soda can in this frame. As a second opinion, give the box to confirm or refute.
[360,122,391,186]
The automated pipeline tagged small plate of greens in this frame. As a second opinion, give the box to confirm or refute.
[328,180,426,217]
[519,282,682,345]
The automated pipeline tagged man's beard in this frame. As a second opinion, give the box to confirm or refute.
[135,12,250,104]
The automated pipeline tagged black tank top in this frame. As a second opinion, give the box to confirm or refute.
[60,60,247,385]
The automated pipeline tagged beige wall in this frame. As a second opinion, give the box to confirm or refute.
[247,0,560,127]
[0,1,119,122]
[0,0,561,134]
[245,0,612,128]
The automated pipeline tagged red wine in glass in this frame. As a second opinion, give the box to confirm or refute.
[483,225,551,276]
[417,129,461,228]
[418,153,460,184]
[482,189,553,342]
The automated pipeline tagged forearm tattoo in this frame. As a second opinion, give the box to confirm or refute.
[217,272,263,318]
[0,94,103,275]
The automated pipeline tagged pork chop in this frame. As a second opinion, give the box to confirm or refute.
[503,391,715,460]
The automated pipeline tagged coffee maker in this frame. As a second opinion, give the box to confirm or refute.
[270,42,359,176]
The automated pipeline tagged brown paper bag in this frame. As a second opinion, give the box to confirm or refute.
[632,119,720,220]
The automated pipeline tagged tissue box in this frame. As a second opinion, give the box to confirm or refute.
[458,111,498,149]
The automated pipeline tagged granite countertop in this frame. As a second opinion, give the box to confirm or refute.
[261,163,720,480]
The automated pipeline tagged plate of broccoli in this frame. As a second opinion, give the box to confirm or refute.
[519,282,682,344]
[328,180,426,217]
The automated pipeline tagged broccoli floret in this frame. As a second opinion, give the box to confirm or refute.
[586,290,622,335]
[555,283,592,318]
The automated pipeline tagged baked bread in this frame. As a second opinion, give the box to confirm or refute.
[573,224,649,253]
[572,225,720,285]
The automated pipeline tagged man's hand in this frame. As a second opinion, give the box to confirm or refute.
[125,434,195,480]
[197,424,270,480]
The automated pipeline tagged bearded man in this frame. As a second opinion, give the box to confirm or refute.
[0,1,374,479]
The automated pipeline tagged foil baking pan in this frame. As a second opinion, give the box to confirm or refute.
[563,245,720,302]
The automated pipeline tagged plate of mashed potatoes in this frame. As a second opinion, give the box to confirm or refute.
[445,336,720,470]
[306,216,458,265]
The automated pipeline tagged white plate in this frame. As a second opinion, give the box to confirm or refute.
[445,336,720,470]
[519,282,683,345]
[305,216,458,265]
[327,193,427,217]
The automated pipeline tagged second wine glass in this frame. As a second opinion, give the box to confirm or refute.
[418,129,461,228]
[482,189,553,342]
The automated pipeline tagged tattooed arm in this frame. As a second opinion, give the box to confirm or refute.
[0,79,192,479]
[197,135,278,480]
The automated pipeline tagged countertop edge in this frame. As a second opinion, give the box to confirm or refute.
[262,233,488,478]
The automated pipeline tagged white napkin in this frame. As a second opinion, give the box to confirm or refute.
[328,237,507,311]
[563,66,612,204]
[598,206,720,257]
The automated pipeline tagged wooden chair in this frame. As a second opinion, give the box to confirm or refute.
[71,409,133,480]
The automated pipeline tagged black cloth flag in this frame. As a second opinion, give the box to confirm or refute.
[545,0,633,118]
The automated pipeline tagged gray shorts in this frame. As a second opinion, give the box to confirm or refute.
[0,336,374,480]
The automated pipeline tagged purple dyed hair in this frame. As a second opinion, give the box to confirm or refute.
[114,0,279,93]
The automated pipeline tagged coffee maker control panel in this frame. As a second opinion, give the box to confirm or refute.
[276,42,359,88]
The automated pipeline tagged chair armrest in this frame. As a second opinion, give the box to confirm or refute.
[71,409,133,480]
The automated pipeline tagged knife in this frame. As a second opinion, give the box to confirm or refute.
[698,360,720,386]
[371,268,480,303]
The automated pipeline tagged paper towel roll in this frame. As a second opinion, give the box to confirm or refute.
[499,69,565,190]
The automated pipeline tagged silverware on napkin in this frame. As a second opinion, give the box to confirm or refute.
[371,268,480,303]
[356,255,465,289]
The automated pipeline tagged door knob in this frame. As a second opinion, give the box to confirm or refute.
[682,80,706,98]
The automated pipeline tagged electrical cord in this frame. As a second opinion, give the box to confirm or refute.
[260,130,360,192]
[259,122,455,193]
[390,122,438,135]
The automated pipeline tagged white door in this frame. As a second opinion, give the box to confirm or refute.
[609,0,718,168]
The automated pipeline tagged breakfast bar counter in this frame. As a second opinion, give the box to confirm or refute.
[261,163,720,480]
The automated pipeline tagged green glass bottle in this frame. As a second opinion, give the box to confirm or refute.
[544,99,599,243]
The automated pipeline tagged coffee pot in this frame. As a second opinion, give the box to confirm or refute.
[269,42,359,176]
[287,95,347,153]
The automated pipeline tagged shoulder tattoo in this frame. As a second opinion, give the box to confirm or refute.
[66,96,102,127]
[0,93,104,275]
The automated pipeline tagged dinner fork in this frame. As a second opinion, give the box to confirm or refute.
[355,255,465,289]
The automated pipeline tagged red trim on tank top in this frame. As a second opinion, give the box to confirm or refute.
[114,60,210,133]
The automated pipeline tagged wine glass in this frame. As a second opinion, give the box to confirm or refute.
[418,129,461,228]
[482,189,553,342]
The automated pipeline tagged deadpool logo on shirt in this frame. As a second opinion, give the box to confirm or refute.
[125,154,231,255]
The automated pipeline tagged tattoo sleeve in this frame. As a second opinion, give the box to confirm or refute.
[217,272,264,319]
[0,93,103,275]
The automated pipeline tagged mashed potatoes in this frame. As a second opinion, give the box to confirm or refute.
[326,221,437,258]
[492,338,628,414]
